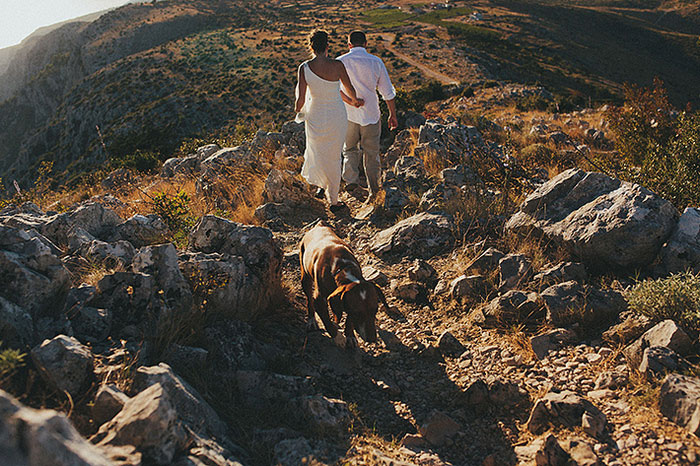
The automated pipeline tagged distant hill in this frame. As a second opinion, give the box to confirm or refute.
[0,0,698,189]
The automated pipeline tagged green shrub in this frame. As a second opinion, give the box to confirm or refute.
[111,150,160,173]
[516,94,550,112]
[626,271,700,336]
[519,144,556,168]
[0,345,26,382]
[606,79,700,208]
[151,191,196,246]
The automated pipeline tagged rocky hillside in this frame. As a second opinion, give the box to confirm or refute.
[1,84,700,465]
[1,0,699,191]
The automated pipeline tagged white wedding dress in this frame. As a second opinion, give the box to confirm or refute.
[299,63,348,205]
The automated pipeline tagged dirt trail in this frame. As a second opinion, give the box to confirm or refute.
[376,33,460,86]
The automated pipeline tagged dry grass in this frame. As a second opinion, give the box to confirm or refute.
[72,258,126,287]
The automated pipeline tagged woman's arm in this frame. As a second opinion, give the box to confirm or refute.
[341,90,364,107]
[295,63,307,113]
[338,61,362,107]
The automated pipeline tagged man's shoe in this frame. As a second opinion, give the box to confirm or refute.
[314,188,325,199]
[344,183,358,193]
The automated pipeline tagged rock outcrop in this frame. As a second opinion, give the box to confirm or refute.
[506,169,678,270]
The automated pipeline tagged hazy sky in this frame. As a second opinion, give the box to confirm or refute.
[0,0,128,49]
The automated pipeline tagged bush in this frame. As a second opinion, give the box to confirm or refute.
[515,95,550,112]
[626,271,700,336]
[606,79,700,208]
[0,345,26,382]
[111,150,160,173]
[151,191,196,247]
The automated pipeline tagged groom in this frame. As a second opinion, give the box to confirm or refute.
[338,31,398,199]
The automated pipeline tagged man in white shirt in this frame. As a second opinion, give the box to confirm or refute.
[338,31,398,198]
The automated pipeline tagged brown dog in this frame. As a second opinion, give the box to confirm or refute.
[299,222,387,348]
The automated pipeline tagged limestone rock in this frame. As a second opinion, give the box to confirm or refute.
[408,259,436,282]
[466,247,504,275]
[450,274,487,301]
[639,346,682,378]
[481,290,542,326]
[133,363,227,439]
[297,396,350,436]
[188,215,282,287]
[132,243,192,311]
[659,207,700,274]
[418,411,460,446]
[114,214,169,248]
[498,253,532,290]
[535,434,570,466]
[659,373,700,436]
[0,226,70,316]
[94,383,183,465]
[30,335,94,397]
[370,212,453,258]
[505,169,678,270]
[263,168,315,205]
[0,389,112,466]
[534,262,587,287]
[0,296,33,348]
[530,328,577,360]
[526,390,607,439]
[93,384,130,427]
[623,320,692,370]
[437,331,465,355]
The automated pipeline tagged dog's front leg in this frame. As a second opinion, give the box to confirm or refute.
[302,276,319,331]
[315,299,339,339]
[344,320,358,349]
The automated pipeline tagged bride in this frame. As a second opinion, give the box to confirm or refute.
[295,30,363,213]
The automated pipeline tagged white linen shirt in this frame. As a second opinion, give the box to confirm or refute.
[337,47,396,126]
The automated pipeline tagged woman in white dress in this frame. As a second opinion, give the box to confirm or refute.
[295,30,363,213]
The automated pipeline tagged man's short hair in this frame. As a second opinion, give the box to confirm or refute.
[349,31,367,46]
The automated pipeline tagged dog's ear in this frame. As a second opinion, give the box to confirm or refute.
[327,285,347,323]
[373,283,389,312]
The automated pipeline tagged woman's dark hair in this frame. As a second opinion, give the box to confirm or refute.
[309,29,329,55]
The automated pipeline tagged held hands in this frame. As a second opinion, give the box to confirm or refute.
[352,97,365,108]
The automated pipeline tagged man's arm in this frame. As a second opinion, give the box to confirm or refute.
[385,98,398,130]
[377,60,398,130]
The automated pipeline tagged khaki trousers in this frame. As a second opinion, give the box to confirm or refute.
[342,121,381,195]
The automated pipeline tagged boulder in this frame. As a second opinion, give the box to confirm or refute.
[133,363,228,440]
[466,247,504,274]
[540,281,625,326]
[394,155,426,184]
[498,253,532,290]
[0,389,112,465]
[639,346,683,378]
[480,290,542,326]
[93,383,183,465]
[70,306,112,343]
[437,331,465,355]
[262,168,315,205]
[659,373,700,436]
[450,274,487,301]
[160,155,199,178]
[602,311,652,345]
[0,296,33,348]
[93,384,130,427]
[623,320,692,369]
[274,438,316,466]
[566,439,602,466]
[526,391,607,439]
[505,169,678,270]
[659,207,700,274]
[370,212,453,258]
[418,411,460,446]
[31,335,94,397]
[236,371,313,410]
[40,202,122,245]
[132,243,192,311]
[188,215,282,288]
[391,279,424,302]
[114,214,169,248]
[92,271,160,331]
[533,262,587,287]
[362,266,389,286]
[408,259,436,282]
[0,226,71,315]
[82,239,135,266]
[179,251,267,321]
[296,396,350,436]
[530,328,577,360]
[535,434,570,466]
[196,144,222,160]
